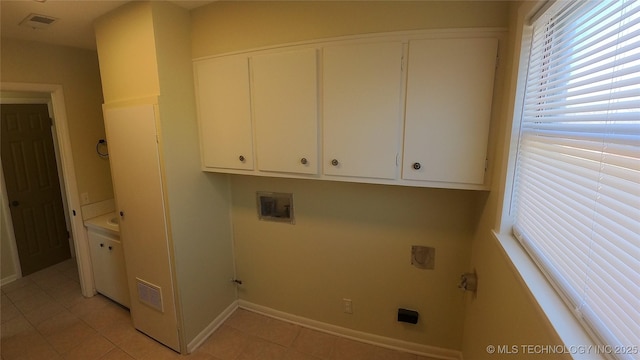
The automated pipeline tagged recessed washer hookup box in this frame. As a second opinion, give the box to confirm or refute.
[257,191,295,224]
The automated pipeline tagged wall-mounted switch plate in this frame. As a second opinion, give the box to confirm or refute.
[343,298,353,314]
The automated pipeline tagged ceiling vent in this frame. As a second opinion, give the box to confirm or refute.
[19,13,58,29]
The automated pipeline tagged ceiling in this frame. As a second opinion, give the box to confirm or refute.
[0,0,216,50]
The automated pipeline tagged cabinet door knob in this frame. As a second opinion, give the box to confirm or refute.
[100,243,104,247]
[10,200,19,207]
[412,162,421,170]
[108,246,113,250]
[331,159,339,166]
[239,155,246,162]
[300,158,308,165]
[119,211,124,217]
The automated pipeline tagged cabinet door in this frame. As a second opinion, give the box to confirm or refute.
[194,55,254,170]
[104,104,180,351]
[251,48,318,174]
[322,42,403,179]
[88,234,106,295]
[403,38,498,185]
[88,232,130,308]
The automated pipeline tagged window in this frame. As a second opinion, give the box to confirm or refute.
[511,0,639,358]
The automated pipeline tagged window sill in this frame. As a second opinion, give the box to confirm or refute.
[492,230,605,360]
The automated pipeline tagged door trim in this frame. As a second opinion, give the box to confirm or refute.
[1,82,94,297]
[0,168,20,284]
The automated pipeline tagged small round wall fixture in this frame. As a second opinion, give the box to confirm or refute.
[96,139,108,158]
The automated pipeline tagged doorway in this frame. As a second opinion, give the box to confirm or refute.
[1,83,93,298]
[1,103,71,275]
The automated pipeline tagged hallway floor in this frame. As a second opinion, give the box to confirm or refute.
[1,259,438,360]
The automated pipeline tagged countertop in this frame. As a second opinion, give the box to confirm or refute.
[84,212,119,235]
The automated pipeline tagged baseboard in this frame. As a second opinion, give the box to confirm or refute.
[238,300,463,360]
[1,274,18,287]
[187,300,238,353]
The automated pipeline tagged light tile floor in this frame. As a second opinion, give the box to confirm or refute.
[1,259,438,360]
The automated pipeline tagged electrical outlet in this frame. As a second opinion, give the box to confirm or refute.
[343,298,353,314]
[81,192,90,205]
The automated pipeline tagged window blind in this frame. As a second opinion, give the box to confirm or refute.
[513,0,639,358]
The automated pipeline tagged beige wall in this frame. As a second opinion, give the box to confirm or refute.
[152,1,237,345]
[0,39,113,205]
[461,2,568,359]
[94,3,160,103]
[231,176,483,349]
[191,1,509,351]
[192,1,509,58]
[1,39,112,281]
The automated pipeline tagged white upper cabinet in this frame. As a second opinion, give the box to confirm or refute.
[251,48,319,175]
[402,38,498,185]
[322,41,404,180]
[193,30,503,190]
[194,55,254,170]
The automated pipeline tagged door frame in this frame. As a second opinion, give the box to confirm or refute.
[1,82,94,297]
[1,99,74,278]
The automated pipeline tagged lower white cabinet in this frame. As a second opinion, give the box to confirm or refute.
[88,229,130,308]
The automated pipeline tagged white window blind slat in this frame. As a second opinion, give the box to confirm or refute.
[519,112,638,125]
[529,0,636,60]
[515,226,587,308]
[517,175,594,245]
[527,29,640,89]
[586,269,638,334]
[588,233,640,287]
[585,286,637,346]
[528,13,640,76]
[524,85,640,110]
[517,186,595,261]
[524,75,640,105]
[512,0,640,356]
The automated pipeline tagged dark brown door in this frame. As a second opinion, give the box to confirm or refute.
[1,104,71,276]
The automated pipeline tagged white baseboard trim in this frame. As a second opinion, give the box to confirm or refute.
[187,300,238,353]
[238,300,463,360]
[1,274,18,287]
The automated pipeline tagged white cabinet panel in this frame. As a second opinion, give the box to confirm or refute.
[322,41,404,180]
[251,48,318,175]
[104,104,180,351]
[195,55,254,170]
[403,38,498,185]
[88,231,130,308]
